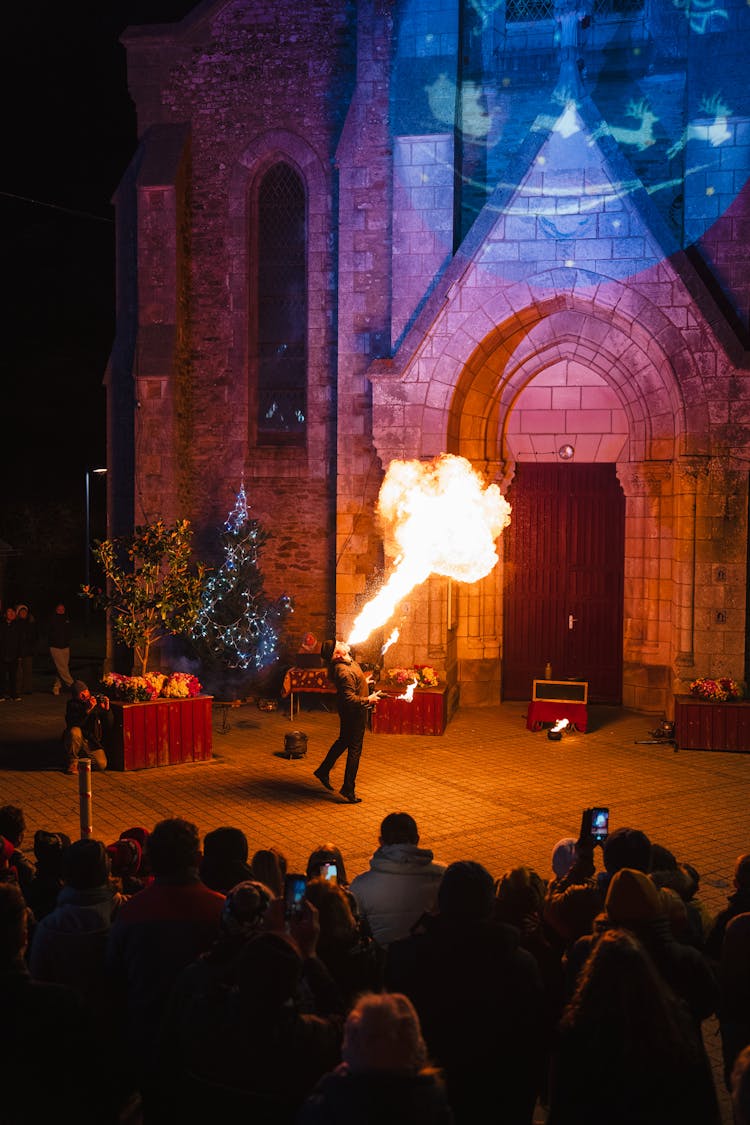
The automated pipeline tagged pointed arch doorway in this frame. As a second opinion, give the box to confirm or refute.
[502,463,625,704]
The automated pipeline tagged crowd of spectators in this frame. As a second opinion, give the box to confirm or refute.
[1,799,749,1124]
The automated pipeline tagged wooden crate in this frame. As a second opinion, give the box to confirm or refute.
[674,695,750,753]
[109,697,213,771]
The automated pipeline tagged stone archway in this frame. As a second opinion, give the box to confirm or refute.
[370,285,715,712]
[443,299,689,710]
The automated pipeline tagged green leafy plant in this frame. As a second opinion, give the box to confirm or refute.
[82,520,206,675]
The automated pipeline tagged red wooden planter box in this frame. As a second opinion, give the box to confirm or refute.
[674,694,750,752]
[371,688,447,735]
[109,697,213,771]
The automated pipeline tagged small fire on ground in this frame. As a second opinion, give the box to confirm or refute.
[347,454,512,649]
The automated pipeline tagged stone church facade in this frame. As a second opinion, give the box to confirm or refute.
[109,0,750,714]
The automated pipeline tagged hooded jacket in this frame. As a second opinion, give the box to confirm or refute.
[29,883,124,1008]
[349,843,446,947]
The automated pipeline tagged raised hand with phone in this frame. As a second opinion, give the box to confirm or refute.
[580,806,609,847]
[260,874,320,960]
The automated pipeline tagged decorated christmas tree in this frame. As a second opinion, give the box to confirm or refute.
[191,484,292,682]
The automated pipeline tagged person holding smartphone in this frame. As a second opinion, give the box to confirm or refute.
[313,639,383,804]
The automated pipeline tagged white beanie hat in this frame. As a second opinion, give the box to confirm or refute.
[552,837,578,878]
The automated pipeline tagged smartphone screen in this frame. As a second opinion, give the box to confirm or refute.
[319,862,338,883]
[590,807,609,843]
[284,874,307,920]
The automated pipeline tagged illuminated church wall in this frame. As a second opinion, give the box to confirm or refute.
[114,0,357,649]
[112,0,750,711]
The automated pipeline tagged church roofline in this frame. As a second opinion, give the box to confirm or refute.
[120,0,229,46]
[377,91,748,378]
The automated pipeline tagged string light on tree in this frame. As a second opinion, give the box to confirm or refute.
[191,483,292,671]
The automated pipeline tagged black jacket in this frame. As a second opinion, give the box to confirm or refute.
[385,914,544,1125]
[0,617,21,661]
[47,612,72,649]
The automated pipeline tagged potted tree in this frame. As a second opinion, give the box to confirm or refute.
[82,520,210,770]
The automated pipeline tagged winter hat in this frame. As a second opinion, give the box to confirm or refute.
[320,639,336,664]
[602,827,651,875]
[605,867,662,924]
[33,830,71,874]
[107,838,142,878]
[120,827,149,851]
[438,860,495,919]
[221,880,273,938]
[121,827,151,876]
[659,886,688,938]
[552,837,578,878]
[63,839,109,890]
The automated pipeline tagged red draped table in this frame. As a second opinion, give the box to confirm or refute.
[281,667,336,719]
[371,688,448,735]
[526,700,588,733]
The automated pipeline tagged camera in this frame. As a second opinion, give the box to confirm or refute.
[283,873,307,921]
[319,862,338,883]
[96,694,108,707]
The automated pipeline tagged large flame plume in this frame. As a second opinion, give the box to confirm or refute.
[348,454,511,647]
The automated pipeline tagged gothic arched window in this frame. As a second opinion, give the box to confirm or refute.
[254,162,307,442]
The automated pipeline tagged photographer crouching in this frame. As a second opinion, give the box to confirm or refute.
[62,680,112,774]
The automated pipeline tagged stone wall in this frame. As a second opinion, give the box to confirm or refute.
[120,0,356,653]
[114,0,750,707]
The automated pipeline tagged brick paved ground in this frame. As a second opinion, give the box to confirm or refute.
[2,689,747,1122]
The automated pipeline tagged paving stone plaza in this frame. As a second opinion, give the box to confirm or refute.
[1,692,747,1121]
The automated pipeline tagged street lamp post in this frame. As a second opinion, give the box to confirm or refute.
[84,467,107,632]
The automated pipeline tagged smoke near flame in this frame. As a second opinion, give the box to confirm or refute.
[347,454,511,647]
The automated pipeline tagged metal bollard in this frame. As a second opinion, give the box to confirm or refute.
[78,758,93,839]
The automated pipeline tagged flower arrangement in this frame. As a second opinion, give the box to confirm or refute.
[161,672,203,699]
[101,671,203,703]
[413,664,439,687]
[383,665,440,689]
[689,677,743,702]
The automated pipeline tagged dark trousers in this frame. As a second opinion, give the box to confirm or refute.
[19,655,33,694]
[0,659,19,699]
[317,705,367,796]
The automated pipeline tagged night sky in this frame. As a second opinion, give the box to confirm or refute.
[0,2,198,608]
[2,2,197,507]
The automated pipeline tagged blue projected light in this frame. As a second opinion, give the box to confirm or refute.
[673,0,729,34]
[392,0,749,293]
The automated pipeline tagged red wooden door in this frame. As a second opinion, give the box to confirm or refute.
[502,464,625,704]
